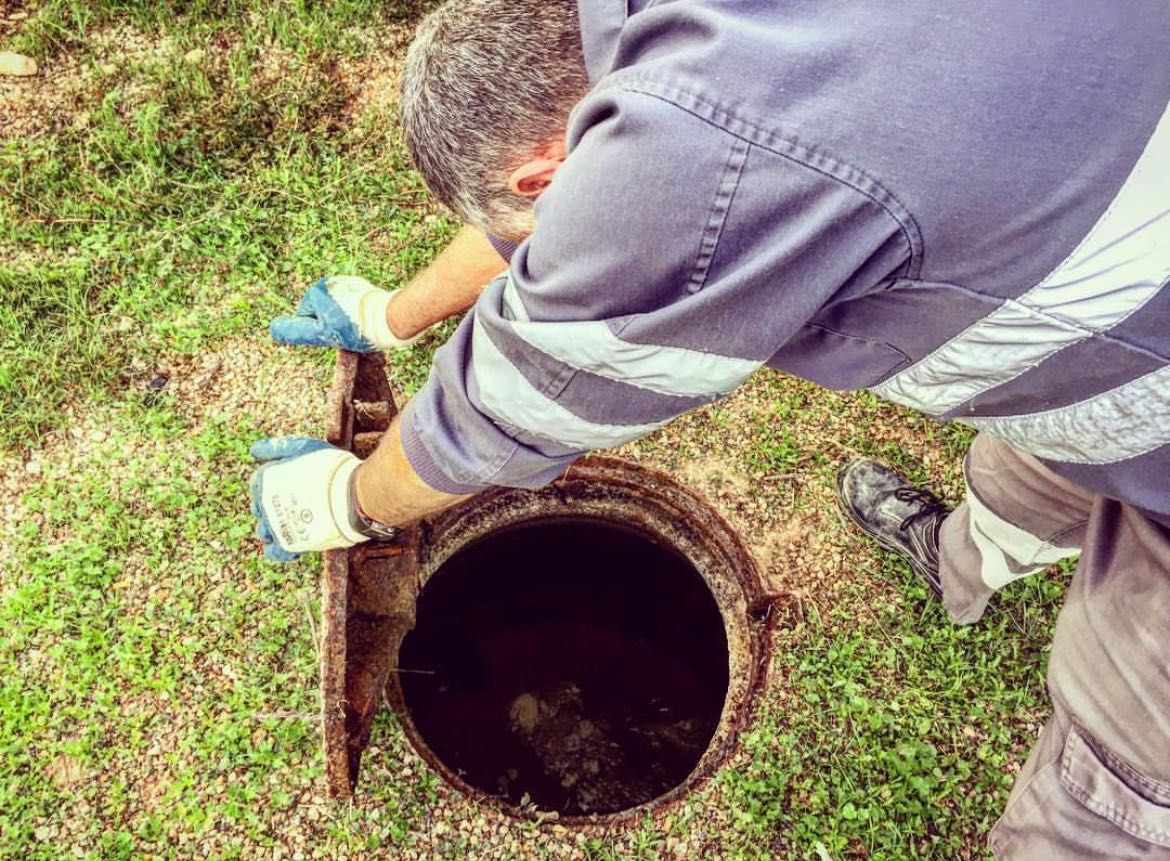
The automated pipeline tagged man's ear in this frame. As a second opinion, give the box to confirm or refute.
[507,138,567,197]
[508,160,561,196]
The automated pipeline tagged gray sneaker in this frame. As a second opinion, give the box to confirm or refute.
[836,459,950,597]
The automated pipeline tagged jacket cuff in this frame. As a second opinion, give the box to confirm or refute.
[399,408,491,495]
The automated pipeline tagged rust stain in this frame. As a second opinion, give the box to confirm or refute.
[320,350,414,797]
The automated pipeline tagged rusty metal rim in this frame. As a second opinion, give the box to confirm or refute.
[318,352,778,824]
[384,456,775,829]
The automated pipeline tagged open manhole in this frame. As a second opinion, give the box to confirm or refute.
[399,516,730,815]
[319,352,777,825]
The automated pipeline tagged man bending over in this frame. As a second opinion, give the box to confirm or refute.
[252,1,1170,857]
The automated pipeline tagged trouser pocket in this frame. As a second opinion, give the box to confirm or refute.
[991,721,1170,860]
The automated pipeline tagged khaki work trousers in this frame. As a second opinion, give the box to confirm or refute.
[939,435,1170,859]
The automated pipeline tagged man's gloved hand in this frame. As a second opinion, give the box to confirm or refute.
[269,276,422,352]
[249,437,370,561]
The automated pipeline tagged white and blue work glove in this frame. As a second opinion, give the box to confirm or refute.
[269,276,421,352]
[250,437,376,562]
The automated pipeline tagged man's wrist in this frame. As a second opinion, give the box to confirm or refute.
[328,456,369,546]
[383,289,421,342]
[358,287,420,349]
[347,469,401,541]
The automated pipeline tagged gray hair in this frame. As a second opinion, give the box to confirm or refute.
[399,0,589,238]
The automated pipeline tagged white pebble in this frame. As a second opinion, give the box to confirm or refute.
[0,52,37,77]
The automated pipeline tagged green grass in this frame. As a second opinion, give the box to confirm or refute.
[718,560,1062,860]
[1,3,1063,859]
[1,405,310,856]
[1,0,452,450]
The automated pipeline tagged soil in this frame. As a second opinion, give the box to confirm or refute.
[333,25,414,126]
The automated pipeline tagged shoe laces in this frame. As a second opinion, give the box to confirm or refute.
[893,487,948,532]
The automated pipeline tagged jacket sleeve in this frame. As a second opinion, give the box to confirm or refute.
[400,88,910,493]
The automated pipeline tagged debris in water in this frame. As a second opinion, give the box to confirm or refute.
[507,682,666,813]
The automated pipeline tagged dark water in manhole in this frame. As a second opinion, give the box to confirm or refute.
[399,517,730,816]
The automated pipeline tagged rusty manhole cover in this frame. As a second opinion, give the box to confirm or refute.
[320,351,777,825]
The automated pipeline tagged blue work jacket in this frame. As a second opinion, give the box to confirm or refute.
[403,0,1170,525]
